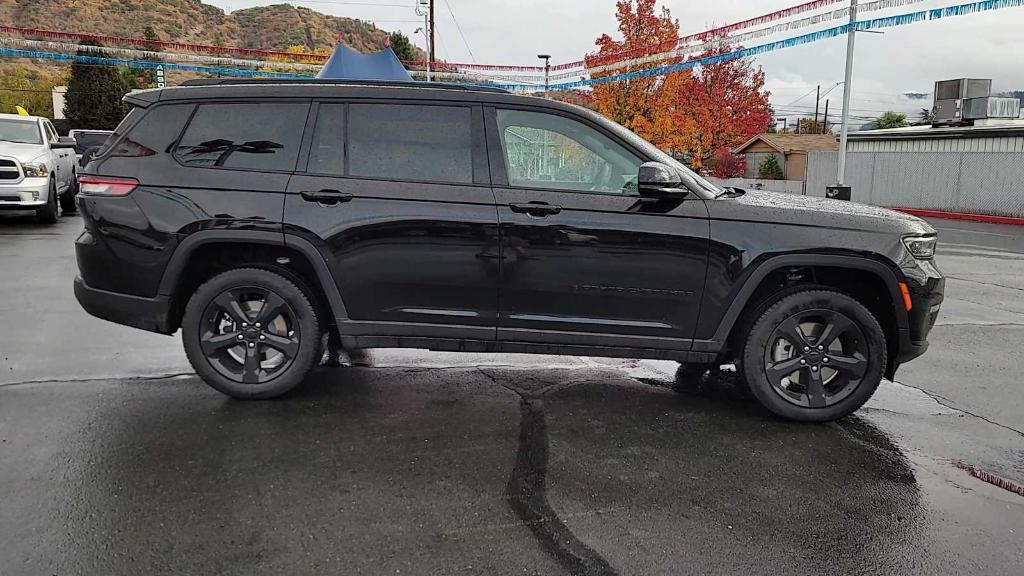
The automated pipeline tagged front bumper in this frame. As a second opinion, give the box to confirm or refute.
[74,276,174,334]
[894,259,944,366]
[0,177,50,210]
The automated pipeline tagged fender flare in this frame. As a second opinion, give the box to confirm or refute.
[157,230,349,322]
[697,253,908,351]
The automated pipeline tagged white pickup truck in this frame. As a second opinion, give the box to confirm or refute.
[0,113,78,223]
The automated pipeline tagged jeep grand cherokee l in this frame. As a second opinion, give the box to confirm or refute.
[73,79,944,422]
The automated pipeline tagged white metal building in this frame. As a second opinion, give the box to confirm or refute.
[805,120,1024,217]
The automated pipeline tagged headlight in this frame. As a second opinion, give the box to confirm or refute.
[902,235,937,260]
[21,163,48,178]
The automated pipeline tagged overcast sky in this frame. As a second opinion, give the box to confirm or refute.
[208,0,1024,124]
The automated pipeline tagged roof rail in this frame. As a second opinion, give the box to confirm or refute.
[178,78,511,94]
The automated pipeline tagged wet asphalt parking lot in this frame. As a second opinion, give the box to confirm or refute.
[1,212,1022,575]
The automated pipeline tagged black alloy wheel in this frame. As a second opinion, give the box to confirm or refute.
[762,308,868,408]
[200,287,301,385]
[742,289,886,422]
[182,268,321,399]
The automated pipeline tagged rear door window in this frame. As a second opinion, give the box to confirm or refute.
[174,102,308,172]
[307,103,346,176]
[346,103,473,184]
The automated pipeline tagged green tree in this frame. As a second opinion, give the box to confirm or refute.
[64,46,130,130]
[0,65,64,117]
[914,107,934,126]
[389,31,416,62]
[871,111,909,130]
[121,25,160,89]
[757,154,784,180]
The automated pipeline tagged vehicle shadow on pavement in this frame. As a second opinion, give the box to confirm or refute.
[4,365,928,576]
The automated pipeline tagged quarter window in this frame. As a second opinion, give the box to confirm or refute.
[348,104,473,183]
[174,103,308,171]
[496,109,642,194]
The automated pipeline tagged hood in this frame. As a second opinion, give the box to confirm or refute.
[0,141,49,163]
[726,188,934,236]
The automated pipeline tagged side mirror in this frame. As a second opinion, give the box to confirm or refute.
[52,136,77,149]
[638,161,687,198]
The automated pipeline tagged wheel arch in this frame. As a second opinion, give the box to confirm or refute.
[157,230,349,332]
[700,254,908,368]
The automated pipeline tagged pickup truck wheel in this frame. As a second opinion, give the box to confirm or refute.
[741,289,886,422]
[36,179,59,224]
[60,175,78,213]
[182,268,322,399]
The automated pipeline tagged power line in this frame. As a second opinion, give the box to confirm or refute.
[443,0,476,64]
[785,85,825,106]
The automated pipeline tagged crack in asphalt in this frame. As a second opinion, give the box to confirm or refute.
[0,372,195,389]
[947,275,1024,293]
[934,322,1024,327]
[477,367,619,576]
[895,380,1024,439]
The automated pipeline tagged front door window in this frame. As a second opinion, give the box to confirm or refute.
[495,109,641,195]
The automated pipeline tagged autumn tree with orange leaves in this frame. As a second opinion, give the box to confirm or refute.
[676,38,773,168]
[586,1,771,170]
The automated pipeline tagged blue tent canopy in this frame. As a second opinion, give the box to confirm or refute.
[316,44,413,81]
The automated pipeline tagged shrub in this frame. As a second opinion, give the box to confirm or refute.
[709,149,745,178]
[757,154,784,180]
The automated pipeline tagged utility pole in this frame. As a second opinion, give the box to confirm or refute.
[836,0,858,187]
[537,54,551,95]
[813,84,820,128]
[428,0,435,76]
[823,99,830,134]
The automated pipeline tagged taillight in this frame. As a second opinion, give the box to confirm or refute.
[78,175,139,196]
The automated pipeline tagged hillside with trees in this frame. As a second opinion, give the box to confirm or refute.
[0,0,424,54]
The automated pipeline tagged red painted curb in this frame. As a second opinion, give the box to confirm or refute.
[890,207,1024,226]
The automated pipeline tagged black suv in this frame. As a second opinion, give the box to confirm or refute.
[73,79,943,422]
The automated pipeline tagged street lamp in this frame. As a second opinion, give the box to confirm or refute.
[414,26,430,82]
[537,54,551,95]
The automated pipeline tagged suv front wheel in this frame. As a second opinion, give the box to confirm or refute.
[182,268,322,399]
[741,289,886,422]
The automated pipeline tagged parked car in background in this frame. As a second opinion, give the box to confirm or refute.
[73,79,943,422]
[0,113,78,222]
[68,129,113,167]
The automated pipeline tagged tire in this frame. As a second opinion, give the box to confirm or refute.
[36,179,59,224]
[741,289,886,422]
[182,268,322,399]
[60,174,78,213]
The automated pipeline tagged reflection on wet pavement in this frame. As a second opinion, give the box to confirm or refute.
[2,360,1021,575]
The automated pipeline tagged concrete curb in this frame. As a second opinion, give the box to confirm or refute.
[891,207,1024,226]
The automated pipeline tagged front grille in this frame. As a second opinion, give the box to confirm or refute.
[0,195,21,202]
[0,158,20,181]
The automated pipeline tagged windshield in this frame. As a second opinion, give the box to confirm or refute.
[0,119,43,145]
[71,131,112,154]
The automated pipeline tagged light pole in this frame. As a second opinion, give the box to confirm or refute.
[537,54,551,95]
[415,1,432,82]
[836,0,858,189]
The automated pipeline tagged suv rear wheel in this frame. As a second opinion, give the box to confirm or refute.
[741,289,886,422]
[182,268,322,399]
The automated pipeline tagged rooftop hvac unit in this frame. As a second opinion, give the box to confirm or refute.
[932,78,993,125]
[934,78,991,100]
[963,97,1021,120]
